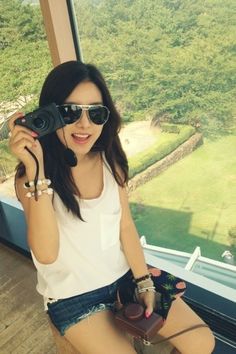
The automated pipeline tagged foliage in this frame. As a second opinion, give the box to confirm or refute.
[0,41,51,104]
[129,125,195,178]
[76,0,236,136]
[0,0,46,45]
[0,0,52,116]
[0,0,235,138]
[160,123,180,134]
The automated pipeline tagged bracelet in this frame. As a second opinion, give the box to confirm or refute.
[137,278,154,289]
[23,178,51,189]
[26,187,53,198]
[135,273,151,284]
[137,286,156,294]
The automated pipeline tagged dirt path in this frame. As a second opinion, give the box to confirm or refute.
[0,120,156,198]
[119,120,157,157]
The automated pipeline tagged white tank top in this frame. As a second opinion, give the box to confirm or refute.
[31,156,129,302]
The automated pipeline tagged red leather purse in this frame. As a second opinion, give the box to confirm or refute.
[114,303,163,344]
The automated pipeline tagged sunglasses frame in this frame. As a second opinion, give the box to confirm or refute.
[58,104,110,125]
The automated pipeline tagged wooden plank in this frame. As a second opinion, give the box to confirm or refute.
[0,244,55,354]
[0,302,42,346]
[11,321,55,354]
[0,277,38,323]
[0,302,53,353]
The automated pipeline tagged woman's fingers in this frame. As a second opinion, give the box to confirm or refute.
[8,111,24,132]
[8,111,44,172]
[145,303,154,318]
[11,137,35,153]
[11,130,35,144]
[9,129,37,156]
[144,296,154,318]
[10,123,38,140]
[8,112,38,146]
[8,112,39,156]
[8,112,41,163]
[8,112,38,138]
[138,291,156,318]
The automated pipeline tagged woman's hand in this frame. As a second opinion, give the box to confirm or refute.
[8,112,44,174]
[137,290,156,318]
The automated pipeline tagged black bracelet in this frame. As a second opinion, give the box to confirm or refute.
[135,273,151,284]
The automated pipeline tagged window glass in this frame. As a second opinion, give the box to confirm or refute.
[74,0,236,266]
[0,0,52,191]
[192,261,236,289]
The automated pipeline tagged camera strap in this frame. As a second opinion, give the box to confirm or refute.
[144,323,209,346]
[25,147,40,200]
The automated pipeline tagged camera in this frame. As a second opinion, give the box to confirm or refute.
[115,303,163,343]
[14,103,65,138]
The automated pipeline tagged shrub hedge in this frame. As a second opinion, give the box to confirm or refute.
[128,124,195,179]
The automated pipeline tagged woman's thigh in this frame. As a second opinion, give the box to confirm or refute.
[158,298,215,354]
[64,310,137,354]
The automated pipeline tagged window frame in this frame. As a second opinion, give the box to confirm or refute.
[39,0,82,66]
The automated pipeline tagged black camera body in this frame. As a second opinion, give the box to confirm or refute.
[14,103,65,138]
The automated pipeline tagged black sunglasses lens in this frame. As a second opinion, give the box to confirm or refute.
[59,105,109,125]
[59,106,82,124]
[89,106,109,125]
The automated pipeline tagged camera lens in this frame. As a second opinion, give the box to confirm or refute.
[33,114,49,131]
[33,118,45,129]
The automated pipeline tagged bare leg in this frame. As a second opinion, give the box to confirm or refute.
[64,310,137,354]
[158,298,215,354]
[49,320,80,354]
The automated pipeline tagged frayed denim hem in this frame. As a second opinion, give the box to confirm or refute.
[58,303,114,336]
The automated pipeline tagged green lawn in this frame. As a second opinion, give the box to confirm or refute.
[129,135,236,261]
[0,139,17,176]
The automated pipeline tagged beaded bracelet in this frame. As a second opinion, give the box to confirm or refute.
[137,286,156,294]
[135,273,151,284]
[137,278,154,290]
[25,187,53,198]
[23,178,51,189]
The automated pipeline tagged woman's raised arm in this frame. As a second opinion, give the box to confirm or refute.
[9,112,59,264]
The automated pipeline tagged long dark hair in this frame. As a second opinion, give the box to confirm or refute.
[16,61,128,219]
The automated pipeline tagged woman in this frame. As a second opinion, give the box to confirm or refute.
[8,61,215,354]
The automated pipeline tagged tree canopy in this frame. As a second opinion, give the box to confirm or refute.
[0,0,235,136]
[76,0,236,135]
[0,0,51,113]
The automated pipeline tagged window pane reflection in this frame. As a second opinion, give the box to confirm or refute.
[74,1,236,264]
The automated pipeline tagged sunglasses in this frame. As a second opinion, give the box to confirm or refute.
[58,104,110,125]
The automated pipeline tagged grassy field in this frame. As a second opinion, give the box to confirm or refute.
[0,139,17,178]
[129,135,236,261]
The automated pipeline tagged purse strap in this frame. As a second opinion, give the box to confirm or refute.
[151,323,209,345]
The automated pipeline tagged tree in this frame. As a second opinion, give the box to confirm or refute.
[1,0,236,136]
[0,0,51,115]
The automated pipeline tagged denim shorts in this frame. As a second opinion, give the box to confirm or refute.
[46,270,132,336]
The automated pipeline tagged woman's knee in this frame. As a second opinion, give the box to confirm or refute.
[175,326,215,354]
[159,299,215,354]
[194,326,215,354]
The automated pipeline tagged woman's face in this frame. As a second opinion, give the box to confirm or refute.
[56,81,104,159]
